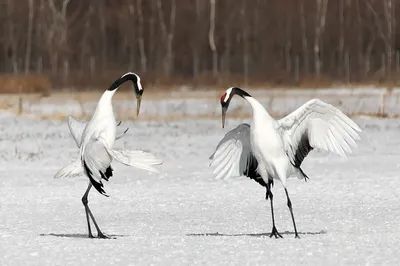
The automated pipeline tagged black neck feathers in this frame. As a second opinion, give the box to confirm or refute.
[222,87,251,108]
[107,73,138,92]
[232,87,251,98]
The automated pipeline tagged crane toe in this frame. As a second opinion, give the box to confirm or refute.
[269,226,283,239]
[97,232,112,239]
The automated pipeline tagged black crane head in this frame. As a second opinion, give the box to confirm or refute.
[108,72,143,116]
[220,87,251,128]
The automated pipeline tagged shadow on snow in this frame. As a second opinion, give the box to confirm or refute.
[186,230,327,237]
[39,233,128,239]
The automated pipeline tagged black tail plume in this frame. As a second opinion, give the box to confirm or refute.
[83,161,109,197]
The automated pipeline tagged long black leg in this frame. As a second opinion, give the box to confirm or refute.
[82,183,94,238]
[266,179,283,238]
[81,183,109,239]
[284,188,300,238]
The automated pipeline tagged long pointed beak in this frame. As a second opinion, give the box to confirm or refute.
[221,107,227,128]
[136,96,142,116]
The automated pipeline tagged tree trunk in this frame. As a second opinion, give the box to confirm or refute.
[192,0,202,78]
[136,0,147,73]
[338,0,344,78]
[314,0,329,78]
[25,0,34,74]
[355,0,364,77]
[384,0,394,77]
[299,0,309,75]
[6,0,17,73]
[209,0,218,76]
[157,0,176,77]
[242,0,249,85]
[98,0,107,72]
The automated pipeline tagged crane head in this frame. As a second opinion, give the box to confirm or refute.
[119,72,143,116]
[220,87,236,128]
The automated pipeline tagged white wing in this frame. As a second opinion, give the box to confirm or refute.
[109,149,163,173]
[277,99,362,167]
[82,136,113,196]
[210,124,266,186]
[67,116,86,147]
[210,139,242,180]
[67,116,129,147]
[53,156,83,179]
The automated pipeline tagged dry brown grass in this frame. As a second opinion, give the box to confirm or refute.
[2,72,399,97]
[0,74,52,94]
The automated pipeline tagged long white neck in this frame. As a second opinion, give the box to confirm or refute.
[243,96,273,121]
[93,89,117,118]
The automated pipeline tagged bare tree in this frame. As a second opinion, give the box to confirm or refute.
[314,0,329,77]
[1,0,400,89]
[46,0,71,74]
[367,0,395,77]
[79,1,94,74]
[299,0,309,75]
[241,0,249,85]
[209,0,218,76]
[136,0,147,73]
[192,0,203,77]
[148,0,157,70]
[5,0,17,73]
[355,0,365,76]
[24,0,34,74]
[284,12,292,73]
[338,0,344,77]
[98,0,107,72]
[156,0,176,76]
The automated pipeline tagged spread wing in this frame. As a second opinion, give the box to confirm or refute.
[67,116,129,147]
[277,99,362,168]
[82,136,113,196]
[209,123,266,187]
[67,116,87,147]
[108,149,163,173]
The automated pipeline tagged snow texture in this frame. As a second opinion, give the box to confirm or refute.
[1,111,400,265]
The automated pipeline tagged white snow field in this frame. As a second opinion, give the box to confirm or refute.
[1,102,400,265]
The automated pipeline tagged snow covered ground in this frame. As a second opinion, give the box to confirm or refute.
[1,110,400,265]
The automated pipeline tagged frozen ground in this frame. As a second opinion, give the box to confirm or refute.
[1,112,400,265]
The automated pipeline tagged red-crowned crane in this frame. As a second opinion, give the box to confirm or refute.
[210,87,361,238]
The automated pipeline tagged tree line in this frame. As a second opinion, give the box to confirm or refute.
[0,0,399,89]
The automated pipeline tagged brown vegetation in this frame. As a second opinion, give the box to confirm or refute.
[0,74,51,94]
[0,0,399,91]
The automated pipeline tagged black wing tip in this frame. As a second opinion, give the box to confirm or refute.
[83,161,109,197]
[298,167,310,182]
[249,176,268,187]
[243,154,266,187]
[103,166,113,181]
[90,174,109,197]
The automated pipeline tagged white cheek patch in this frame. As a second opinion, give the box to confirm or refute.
[137,81,143,91]
[224,87,233,102]
[137,76,143,91]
